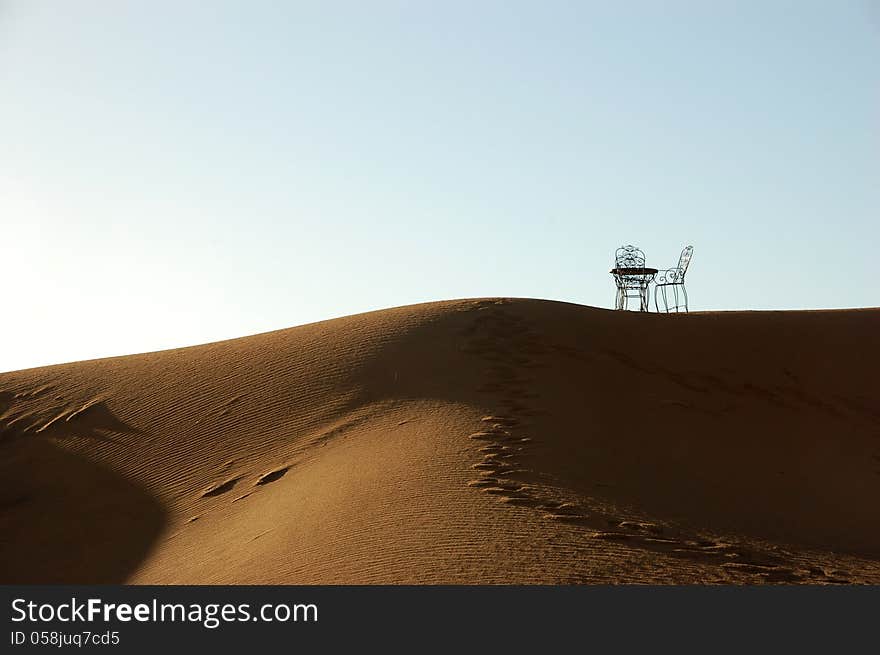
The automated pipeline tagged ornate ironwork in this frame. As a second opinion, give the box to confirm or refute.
[612,245,652,311]
[654,245,693,313]
[614,245,646,269]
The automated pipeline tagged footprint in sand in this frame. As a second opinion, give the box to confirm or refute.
[255,466,290,486]
[480,416,518,426]
[200,477,242,498]
[467,479,501,488]
[468,432,499,441]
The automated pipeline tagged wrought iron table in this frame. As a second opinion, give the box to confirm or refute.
[611,267,658,277]
[610,267,658,312]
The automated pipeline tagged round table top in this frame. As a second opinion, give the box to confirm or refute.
[610,267,658,275]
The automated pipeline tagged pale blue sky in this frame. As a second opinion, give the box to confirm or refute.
[2,1,878,372]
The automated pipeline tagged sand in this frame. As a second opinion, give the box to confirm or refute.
[1,298,878,584]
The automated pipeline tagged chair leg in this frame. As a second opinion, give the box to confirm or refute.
[682,284,688,312]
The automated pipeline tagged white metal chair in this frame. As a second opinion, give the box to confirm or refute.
[654,245,694,313]
[612,245,652,311]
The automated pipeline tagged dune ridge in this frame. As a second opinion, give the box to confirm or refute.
[2,298,879,584]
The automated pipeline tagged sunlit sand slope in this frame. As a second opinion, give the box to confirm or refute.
[2,298,878,583]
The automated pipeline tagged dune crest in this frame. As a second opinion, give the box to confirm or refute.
[2,298,879,584]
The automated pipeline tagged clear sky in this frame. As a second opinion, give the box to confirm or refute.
[2,1,878,373]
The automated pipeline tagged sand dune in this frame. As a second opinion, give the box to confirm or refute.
[1,298,879,584]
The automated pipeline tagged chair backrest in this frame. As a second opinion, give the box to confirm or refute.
[615,245,645,269]
[677,245,694,276]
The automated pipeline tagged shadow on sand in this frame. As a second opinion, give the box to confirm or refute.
[0,398,166,583]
